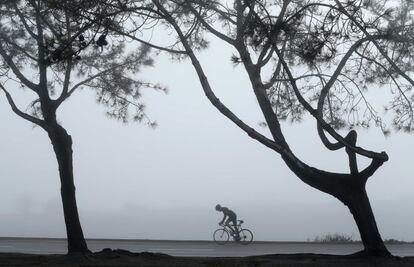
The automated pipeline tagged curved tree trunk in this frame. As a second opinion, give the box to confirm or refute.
[344,186,390,256]
[47,123,89,254]
[281,153,390,256]
[160,6,391,256]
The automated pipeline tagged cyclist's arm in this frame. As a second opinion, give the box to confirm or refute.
[219,214,227,225]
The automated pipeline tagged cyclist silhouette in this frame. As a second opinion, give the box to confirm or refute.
[215,204,240,240]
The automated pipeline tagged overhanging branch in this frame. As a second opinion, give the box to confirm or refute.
[153,0,284,154]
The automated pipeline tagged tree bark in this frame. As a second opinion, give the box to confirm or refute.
[47,123,89,254]
[344,186,390,256]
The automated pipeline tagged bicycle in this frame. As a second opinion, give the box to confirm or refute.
[213,220,253,245]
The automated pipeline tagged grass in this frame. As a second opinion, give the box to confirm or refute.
[311,233,356,243]
[310,233,414,244]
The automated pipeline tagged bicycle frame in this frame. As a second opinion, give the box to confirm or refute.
[213,220,253,245]
[222,220,243,235]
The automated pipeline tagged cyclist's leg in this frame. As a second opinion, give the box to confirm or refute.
[224,218,232,231]
[230,216,240,239]
[225,218,235,235]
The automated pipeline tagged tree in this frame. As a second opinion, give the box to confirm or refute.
[110,0,414,256]
[0,0,162,253]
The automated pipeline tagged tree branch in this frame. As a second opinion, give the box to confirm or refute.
[153,0,284,154]
[110,28,186,54]
[0,44,39,91]
[315,35,388,152]
[57,59,141,106]
[0,84,45,127]
[359,157,385,182]
[274,46,388,161]
[61,10,73,102]
[334,0,414,105]
[185,3,236,45]
[236,40,290,148]
[12,2,39,40]
[0,32,38,62]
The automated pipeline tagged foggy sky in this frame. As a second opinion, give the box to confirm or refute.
[0,36,413,242]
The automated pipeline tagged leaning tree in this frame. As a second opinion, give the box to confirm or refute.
[108,0,414,256]
[0,0,162,253]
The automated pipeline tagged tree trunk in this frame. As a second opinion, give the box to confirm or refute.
[344,186,390,256]
[47,123,89,254]
[281,153,390,257]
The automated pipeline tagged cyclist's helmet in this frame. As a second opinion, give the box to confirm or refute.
[215,204,221,211]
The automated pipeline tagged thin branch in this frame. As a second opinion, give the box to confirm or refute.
[356,51,413,117]
[184,3,236,45]
[58,59,139,105]
[12,2,39,40]
[335,0,414,89]
[0,32,38,62]
[61,10,73,102]
[111,28,186,54]
[274,46,388,161]
[263,41,286,89]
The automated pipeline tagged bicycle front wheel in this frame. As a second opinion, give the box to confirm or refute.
[239,229,253,245]
[213,228,230,245]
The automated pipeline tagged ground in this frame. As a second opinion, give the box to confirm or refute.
[0,250,413,267]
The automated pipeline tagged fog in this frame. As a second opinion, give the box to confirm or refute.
[0,37,413,242]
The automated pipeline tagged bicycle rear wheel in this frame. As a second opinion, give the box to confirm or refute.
[213,228,230,245]
[239,229,253,245]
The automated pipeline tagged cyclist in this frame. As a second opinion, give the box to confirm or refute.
[215,204,240,240]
